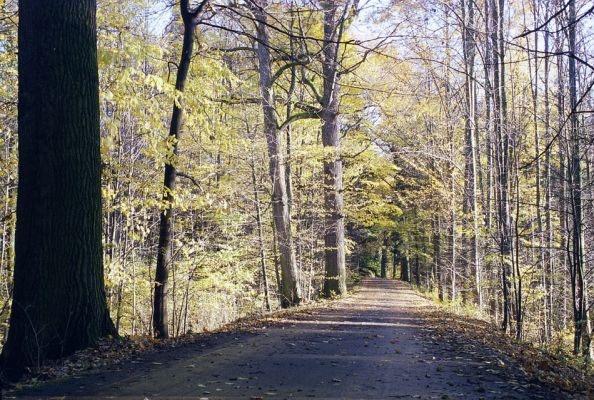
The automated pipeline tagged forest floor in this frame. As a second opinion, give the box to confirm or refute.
[7,279,590,399]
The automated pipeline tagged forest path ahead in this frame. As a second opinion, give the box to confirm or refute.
[13,279,569,399]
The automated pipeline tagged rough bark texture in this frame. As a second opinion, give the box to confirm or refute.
[253,0,301,307]
[321,0,347,297]
[1,0,115,380]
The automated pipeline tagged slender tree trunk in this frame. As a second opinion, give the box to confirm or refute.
[433,215,443,301]
[153,0,207,338]
[380,236,388,279]
[461,0,479,306]
[443,4,456,302]
[543,0,554,342]
[491,0,512,333]
[251,152,272,312]
[153,0,205,338]
[1,0,115,379]
[566,0,591,359]
[253,0,301,307]
[484,0,494,231]
[525,0,548,341]
[392,245,398,279]
[414,251,421,287]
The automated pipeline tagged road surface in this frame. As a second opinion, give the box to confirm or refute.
[11,279,571,399]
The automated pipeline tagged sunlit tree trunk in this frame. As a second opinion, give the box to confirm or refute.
[250,149,272,312]
[321,0,347,296]
[253,0,302,307]
[461,0,480,306]
[566,0,591,359]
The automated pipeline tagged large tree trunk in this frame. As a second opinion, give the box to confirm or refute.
[321,0,347,296]
[400,253,410,283]
[153,0,207,338]
[253,0,301,307]
[0,0,115,380]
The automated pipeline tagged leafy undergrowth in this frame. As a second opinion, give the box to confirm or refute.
[10,297,339,389]
[421,305,594,397]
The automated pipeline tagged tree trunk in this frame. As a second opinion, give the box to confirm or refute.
[253,0,301,307]
[1,0,115,380]
[321,0,347,297]
[543,0,554,342]
[153,0,207,338]
[566,0,591,359]
[491,0,512,333]
[251,152,272,312]
[433,215,443,301]
[461,0,479,306]
[400,253,410,283]
[380,237,388,279]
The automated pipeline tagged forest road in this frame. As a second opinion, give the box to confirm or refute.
[12,278,572,399]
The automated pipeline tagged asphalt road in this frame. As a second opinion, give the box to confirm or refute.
[10,279,572,399]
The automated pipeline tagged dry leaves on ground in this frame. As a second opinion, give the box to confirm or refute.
[422,307,594,397]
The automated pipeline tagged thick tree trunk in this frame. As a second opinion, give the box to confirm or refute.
[400,254,410,283]
[321,0,347,296]
[1,0,115,380]
[253,0,301,307]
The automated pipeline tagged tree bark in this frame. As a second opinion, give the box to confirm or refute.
[321,0,347,297]
[543,0,554,342]
[491,0,512,333]
[153,0,207,338]
[1,0,115,380]
[400,253,410,283]
[566,0,591,359]
[251,150,272,312]
[380,236,388,279]
[253,0,301,307]
[433,215,443,301]
[461,0,480,306]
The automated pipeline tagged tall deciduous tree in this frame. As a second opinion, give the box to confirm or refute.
[566,0,591,359]
[321,0,347,296]
[251,0,301,307]
[0,0,115,380]
[153,0,208,338]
